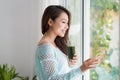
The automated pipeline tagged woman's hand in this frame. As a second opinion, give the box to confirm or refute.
[80,58,98,72]
[69,54,79,66]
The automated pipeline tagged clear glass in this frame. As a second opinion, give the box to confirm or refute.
[65,0,81,53]
[90,0,120,80]
[59,0,81,69]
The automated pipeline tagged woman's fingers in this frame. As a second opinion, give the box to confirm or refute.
[81,58,99,72]
[84,58,98,68]
[72,54,79,60]
[69,59,77,65]
[71,59,77,63]
[69,54,79,65]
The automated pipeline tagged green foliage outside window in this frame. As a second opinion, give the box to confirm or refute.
[90,0,119,80]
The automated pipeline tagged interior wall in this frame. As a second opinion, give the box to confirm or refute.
[0,0,40,79]
[0,0,59,79]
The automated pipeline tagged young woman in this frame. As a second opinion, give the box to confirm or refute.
[35,5,98,80]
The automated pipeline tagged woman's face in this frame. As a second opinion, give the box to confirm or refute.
[49,12,69,37]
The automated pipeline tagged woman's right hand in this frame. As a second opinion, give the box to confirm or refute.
[80,58,98,72]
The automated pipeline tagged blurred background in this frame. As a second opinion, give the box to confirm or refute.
[0,0,119,80]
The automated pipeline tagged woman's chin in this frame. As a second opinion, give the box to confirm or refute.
[59,34,65,37]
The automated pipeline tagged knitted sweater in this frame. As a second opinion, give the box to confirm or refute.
[35,43,83,80]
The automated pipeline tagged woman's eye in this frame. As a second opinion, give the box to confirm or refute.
[62,21,67,24]
[62,22,66,23]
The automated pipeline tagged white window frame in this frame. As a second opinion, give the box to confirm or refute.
[82,0,90,80]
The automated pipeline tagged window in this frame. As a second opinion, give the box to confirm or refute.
[60,0,82,67]
[90,0,120,80]
[60,0,120,80]
[60,0,81,52]
[60,0,82,79]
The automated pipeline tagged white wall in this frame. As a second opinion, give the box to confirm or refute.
[0,0,60,79]
[0,0,40,79]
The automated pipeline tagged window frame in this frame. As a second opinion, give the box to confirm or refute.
[82,0,90,80]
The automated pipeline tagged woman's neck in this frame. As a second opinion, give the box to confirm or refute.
[44,31,56,41]
[42,30,57,47]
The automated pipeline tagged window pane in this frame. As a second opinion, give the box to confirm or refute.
[60,1,82,79]
[90,0,119,80]
[66,0,81,54]
[60,0,81,59]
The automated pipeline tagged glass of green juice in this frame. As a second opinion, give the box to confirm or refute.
[68,46,75,59]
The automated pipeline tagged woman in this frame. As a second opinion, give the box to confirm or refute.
[35,5,98,80]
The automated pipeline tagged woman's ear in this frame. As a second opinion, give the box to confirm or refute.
[48,18,53,27]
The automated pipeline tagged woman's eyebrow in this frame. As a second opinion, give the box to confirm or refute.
[61,18,68,21]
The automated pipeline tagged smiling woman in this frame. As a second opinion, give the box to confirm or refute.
[35,5,99,80]
[46,12,69,38]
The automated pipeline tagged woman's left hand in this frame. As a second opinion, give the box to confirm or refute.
[69,54,79,66]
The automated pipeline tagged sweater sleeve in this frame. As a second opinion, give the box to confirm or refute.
[35,44,83,80]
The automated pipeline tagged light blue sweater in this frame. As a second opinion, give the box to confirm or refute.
[35,43,83,80]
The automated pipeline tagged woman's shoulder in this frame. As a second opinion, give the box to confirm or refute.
[37,37,58,55]
[37,42,52,50]
[37,38,50,47]
[37,38,57,49]
[36,40,56,59]
[38,38,49,45]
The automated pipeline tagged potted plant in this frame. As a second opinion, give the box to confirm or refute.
[0,64,29,80]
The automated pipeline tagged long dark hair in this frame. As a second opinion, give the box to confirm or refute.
[41,5,71,56]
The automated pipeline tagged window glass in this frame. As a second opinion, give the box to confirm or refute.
[90,0,119,80]
[60,0,81,53]
[60,0,81,66]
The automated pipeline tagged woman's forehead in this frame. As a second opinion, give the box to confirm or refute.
[57,12,68,21]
